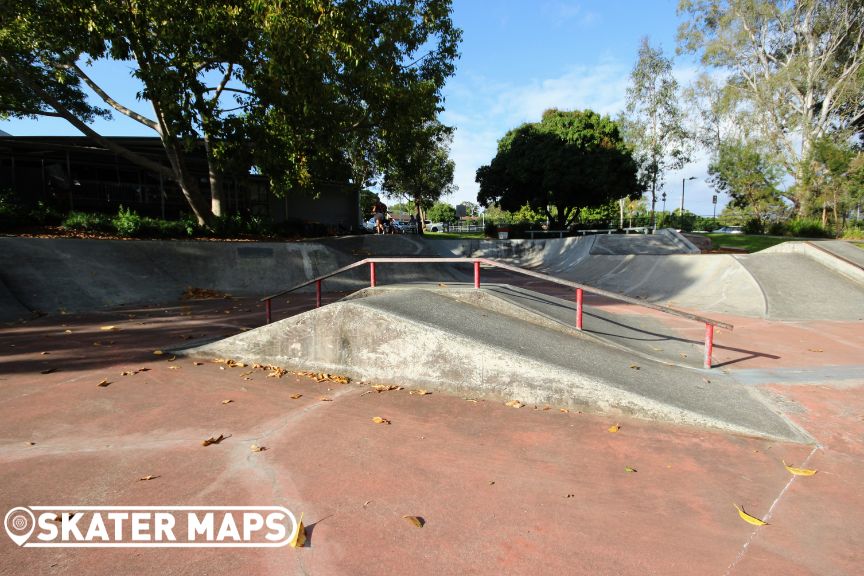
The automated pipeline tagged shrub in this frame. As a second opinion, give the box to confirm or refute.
[484,222,498,238]
[743,217,764,235]
[766,221,787,236]
[841,225,864,240]
[112,205,143,236]
[62,211,111,232]
[785,218,831,238]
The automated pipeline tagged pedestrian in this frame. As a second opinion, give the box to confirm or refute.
[371,197,387,234]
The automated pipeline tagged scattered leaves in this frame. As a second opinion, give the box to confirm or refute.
[221,399,233,405]
[40,351,50,355]
[782,460,817,476]
[290,394,303,400]
[409,389,431,395]
[296,371,351,384]
[97,379,111,387]
[289,513,306,548]
[372,416,391,425]
[202,434,226,447]
[629,364,641,370]
[250,444,267,452]
[182,287,232,300]
[213,358,246,368]
[608,424,621,433]
[371,384,402,393]
[624,467,637,473]
[319,397,333,402]
[734,503,767,526]
[402,515,425,528]
[138,475,159,481]
[505,400,524,408]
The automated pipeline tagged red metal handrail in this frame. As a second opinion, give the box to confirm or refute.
[259,257,733,369]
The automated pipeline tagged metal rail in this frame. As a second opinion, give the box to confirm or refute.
[260,257,734,369]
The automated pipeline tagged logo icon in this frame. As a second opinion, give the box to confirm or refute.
[4,507,36,547]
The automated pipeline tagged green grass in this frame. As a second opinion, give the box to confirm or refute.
[421,231,486,240]
[703,234,795,253]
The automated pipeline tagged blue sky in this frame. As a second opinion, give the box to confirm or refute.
[1,0,724,216]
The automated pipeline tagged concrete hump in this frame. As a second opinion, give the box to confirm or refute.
[183,285,810,443]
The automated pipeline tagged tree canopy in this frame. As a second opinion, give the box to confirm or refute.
[0,0,461,225]
[476,109,641,229]
[379,119,457,231]
[678,0,864,214]
[708,140,784,222]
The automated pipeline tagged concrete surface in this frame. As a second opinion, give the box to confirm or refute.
[1,292,863,575]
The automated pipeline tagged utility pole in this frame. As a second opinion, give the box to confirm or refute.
[680,176,696,229]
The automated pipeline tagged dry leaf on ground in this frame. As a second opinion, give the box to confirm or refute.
[734,503,767,526]
[250,444,267,452]
[372,416,391,425]
[402,515,425,528]
[783,460,817,476]
[409,389,431,395]
[97,379,111,387]
[100,326,117,331]
[624,467,637,473]
[289,513,306,548]
[290,394,302,399]
[221,399,233,405]
[202,434,226,447]
[40,368,57,375]
[608,424,621,433]
[505,400,524,408]
[138,475,159,481]
[319,397,333,402]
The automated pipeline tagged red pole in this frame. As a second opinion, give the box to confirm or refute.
[265,299,272,324]
[576,288,583,330]
[474,260,480,288]
[370,261,376,287]
[704,323,715,369]
[316,279,322,308]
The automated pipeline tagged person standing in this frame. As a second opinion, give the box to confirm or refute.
[371,197,387,234]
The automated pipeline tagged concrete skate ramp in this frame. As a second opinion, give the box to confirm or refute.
[184,285,809,443]
[435,237,864,321]
[0,236,466,320]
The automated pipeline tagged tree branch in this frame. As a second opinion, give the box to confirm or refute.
[6,56,175,180]
[61,62,161,132]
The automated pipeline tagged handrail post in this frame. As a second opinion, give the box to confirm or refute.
[704,323,714,369]
[474,260,480,288]
[316,279,322,308]
[576,288,583,330]
[370,261,376,287]
[265,299,272,324]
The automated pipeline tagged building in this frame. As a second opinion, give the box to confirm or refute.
[0,135,360,230]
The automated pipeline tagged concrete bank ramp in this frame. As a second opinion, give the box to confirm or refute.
[184,285,809,443]
[0,236,465,321]
[435,236,864,321]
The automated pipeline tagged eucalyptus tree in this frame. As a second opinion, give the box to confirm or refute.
[624,37,691,228]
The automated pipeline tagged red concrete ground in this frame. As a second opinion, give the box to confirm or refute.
[1,291,862,575]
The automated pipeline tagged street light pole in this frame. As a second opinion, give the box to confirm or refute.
[680,176,696,229]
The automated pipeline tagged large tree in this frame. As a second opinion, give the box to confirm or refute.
[678,0,864,214]
[623,37,691,229]
[379,119,457,231]
[0,0,460,226]
[476,109,641,229]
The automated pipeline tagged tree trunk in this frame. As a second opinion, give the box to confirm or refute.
[204,134,224,218]
[161,138,212,227]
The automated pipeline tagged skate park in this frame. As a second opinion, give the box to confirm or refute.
[1,232,863,575]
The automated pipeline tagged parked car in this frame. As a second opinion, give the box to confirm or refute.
[715,226,744,234]
[425,221,444,232]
